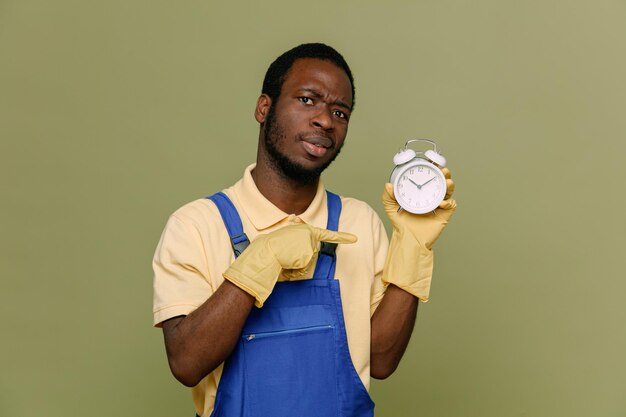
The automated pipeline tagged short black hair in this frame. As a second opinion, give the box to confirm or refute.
[262,43,355,109]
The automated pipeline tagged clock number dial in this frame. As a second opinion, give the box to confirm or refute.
[393,161,446,214]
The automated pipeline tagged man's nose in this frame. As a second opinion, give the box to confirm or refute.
[310,106,333,130]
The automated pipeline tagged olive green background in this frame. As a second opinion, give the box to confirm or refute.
[2,1,625,416]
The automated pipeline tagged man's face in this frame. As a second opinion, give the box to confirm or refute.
[261,58,353,184]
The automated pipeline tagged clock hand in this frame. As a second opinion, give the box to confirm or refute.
[408,178,422,190]
[419,176,436,188]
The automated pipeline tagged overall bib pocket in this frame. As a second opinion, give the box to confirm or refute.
[241,324,339,417]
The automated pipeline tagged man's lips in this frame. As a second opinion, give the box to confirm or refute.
[300,136,333,158]
[301,136,333,148]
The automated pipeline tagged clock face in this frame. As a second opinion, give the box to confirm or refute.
[393,161,447,214]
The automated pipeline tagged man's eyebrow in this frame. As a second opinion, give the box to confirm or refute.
[300,88,352,111]
[334,99,352,112]
[300,88,323,98]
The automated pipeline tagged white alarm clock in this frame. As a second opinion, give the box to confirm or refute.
[390,139,447,214]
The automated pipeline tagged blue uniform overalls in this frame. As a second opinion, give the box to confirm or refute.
[205,191,375,417]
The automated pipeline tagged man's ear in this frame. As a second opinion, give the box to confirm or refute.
[255,94,272,124]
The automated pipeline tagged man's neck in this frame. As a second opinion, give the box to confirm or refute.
[251,157,319,216]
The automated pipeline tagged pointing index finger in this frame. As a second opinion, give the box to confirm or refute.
[310,226,358,244]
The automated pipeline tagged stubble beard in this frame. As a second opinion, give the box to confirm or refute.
[263,105,342,185]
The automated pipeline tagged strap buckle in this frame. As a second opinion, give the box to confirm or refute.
[319,241,337,257]
[231,233,250,257]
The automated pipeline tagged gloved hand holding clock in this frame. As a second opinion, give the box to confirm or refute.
[382,139,457,302]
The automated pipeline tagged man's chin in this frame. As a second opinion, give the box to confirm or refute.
[263,123,340,184]
[276,160,326,184]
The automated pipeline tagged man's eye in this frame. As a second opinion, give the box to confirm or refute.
[333,110,347,119]
[299,97,313,104]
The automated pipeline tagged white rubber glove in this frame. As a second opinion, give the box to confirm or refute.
[382,167,457,301]
[223,224,357,307]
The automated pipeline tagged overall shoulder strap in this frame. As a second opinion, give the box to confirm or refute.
[206,192,249,258]
[313,191,342,280]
